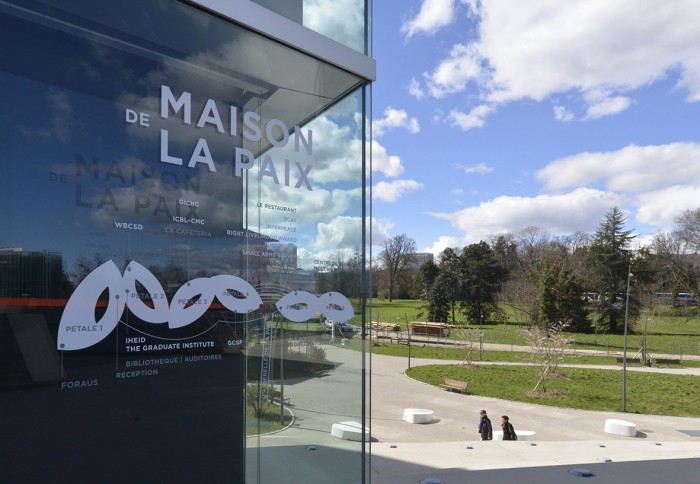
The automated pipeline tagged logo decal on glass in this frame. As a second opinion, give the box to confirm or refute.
[58,260,354,350]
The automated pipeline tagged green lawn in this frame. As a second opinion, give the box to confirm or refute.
[365,299,700,358]
[321,299,700,418]
[407,364,700,417]
[246,403,293,435]
[360,339,700,367]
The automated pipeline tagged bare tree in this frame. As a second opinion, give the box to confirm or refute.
[519,321,570,394]
[379,234,417,301]
[269,243,298,287]
[675,208,700,252]
[454,326,481,366]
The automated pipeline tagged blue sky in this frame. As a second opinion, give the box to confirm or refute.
[370,0,700,255]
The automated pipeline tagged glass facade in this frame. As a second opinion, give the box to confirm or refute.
[251,0,368,54]
[0,0,372,482]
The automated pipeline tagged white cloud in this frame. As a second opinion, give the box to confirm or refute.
[428,188,623,243]
[553,105,574,122]
[370,218,394,246]
[420,0,700,123]
[453,162,493,175]
[401,0,461,38]
[374,179,424,202]
[583,96,632,120]
[373,107,421,137]
[19,88,74,142]
[423,235,463,256]
[536,142,700,193]
[310,215,391,251]
[447,104,494,131]
[408,77,425,99]
[372,140,405,178]
[425,43,485,98]
[635,185,700,227]
[312,216,362,250]
[304,0,365,52]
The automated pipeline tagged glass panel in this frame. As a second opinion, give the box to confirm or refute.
[0,0,368,482]
[244,88,368,483]
[251,0,368,54]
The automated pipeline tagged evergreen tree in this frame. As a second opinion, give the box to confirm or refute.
[419,259,440,299]
[458,241,508,324]
[439,247,462,321]
[588,207,636,333]
[536,258,591,332]
[423,271,452,322]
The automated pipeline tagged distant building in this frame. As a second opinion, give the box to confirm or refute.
[411,252,434,269]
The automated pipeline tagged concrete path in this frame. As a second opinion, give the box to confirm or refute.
[369,352,700,482]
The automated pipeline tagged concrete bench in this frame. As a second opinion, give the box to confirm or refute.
[403,408,434,424]
[331,421,369,441]
[439,378,468,394]
[493,430,535,441]
[604,418,637,436]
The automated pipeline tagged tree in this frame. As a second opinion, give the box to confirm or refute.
[419,259,440,298]
[535,258,591,332]
[454,325,481,366]
[437,248,462,321]
[378,234,417,301]
[519,321,570,394]
[420,271,452,322]
[588,207,636,333]
[674,208,700,252]
[458,241,508,324]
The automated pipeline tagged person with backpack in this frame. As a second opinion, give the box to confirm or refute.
[501,415,517,440]
[478,409,492,440]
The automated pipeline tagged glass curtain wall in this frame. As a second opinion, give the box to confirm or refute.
[250,0,368,54]
[0,1,370,482]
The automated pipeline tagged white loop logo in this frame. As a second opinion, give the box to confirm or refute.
[58,260,354,350]
[276,291,355,322]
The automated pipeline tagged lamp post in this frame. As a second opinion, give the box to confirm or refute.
[479,311,483,360]
[643,316,650,366]
[622,266,633,413]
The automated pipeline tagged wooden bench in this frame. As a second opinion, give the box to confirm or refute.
[615,357,641,364]
[440,378,468,394]
[654,358,681,367]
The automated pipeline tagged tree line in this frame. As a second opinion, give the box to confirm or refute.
[374,207,700,334]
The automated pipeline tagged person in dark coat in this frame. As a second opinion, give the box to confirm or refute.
[478,409,492,440]
[501,415,517,440]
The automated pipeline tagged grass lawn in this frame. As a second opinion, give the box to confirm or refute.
[358,338,700,367]
[365,299,700,357]
[406,364,700,417]
[368,299,425,327]
[246,403,293,436]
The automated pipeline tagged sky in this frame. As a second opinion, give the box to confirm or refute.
[369,0,700,256]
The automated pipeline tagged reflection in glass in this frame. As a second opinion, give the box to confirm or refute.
[250,0,368,54]
[0,0,369,482]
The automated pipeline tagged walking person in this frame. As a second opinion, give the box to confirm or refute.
[501,415,517,440]
[478,409,492,441]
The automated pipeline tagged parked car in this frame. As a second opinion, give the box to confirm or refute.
[324,320,356,335]
[676,293,698,306]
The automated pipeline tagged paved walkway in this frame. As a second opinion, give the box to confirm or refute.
[369,352,700,482]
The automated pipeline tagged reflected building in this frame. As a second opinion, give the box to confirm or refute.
[0,249,64,299]
[0,1,374,483]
